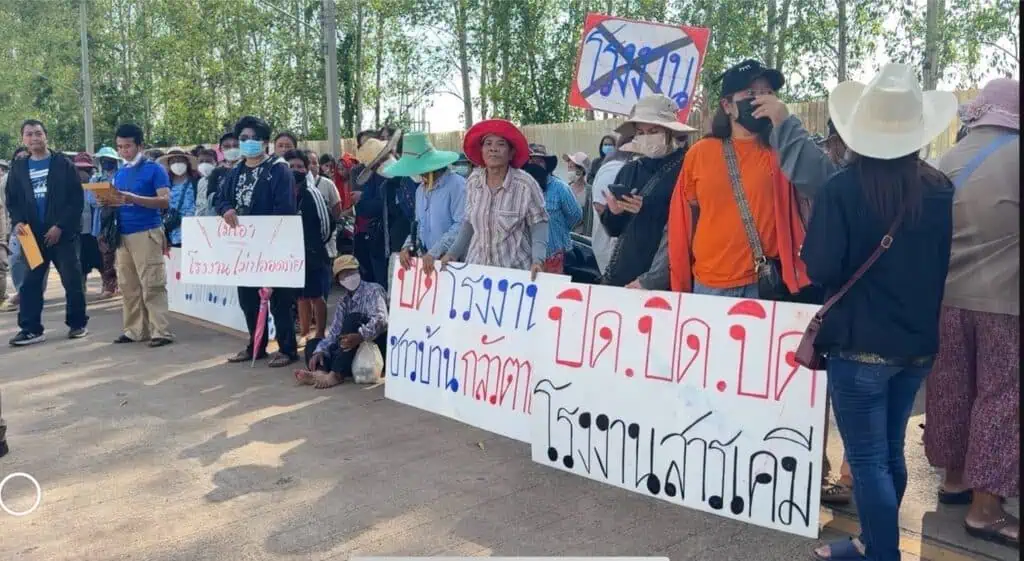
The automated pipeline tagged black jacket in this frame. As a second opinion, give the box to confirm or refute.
[802,166,954,361]
[5,151,84,242]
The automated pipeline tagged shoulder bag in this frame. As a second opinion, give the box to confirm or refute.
[162,180,191,237]
[793,206,907,370]
[601,150,684,285]
[722,138,786,299]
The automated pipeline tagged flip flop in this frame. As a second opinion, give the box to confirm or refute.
[267,352,297,368]
[812,538,866,560]
[965,516,1020,549]
[937,488,1005,506]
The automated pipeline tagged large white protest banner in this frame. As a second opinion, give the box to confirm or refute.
[568,14,711,121]
[165,248,279,339]
[385,259,827,538]
[180,216,305,288]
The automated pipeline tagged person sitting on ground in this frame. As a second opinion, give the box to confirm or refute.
[296,255,388,389]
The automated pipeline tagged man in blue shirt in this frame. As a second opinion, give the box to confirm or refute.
[218,115,300,368]
[4,119,88,346]
[107,123,174,347]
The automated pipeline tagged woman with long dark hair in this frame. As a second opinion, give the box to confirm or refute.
[802,64,958,561]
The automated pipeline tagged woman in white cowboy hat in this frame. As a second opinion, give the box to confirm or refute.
[801,63,958,561]
[599,93,694,288]
[925,77,1020,549]
[156,148,198,248]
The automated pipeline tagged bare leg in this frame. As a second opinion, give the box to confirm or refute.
[312,297,328,339]
[297,299,312,340]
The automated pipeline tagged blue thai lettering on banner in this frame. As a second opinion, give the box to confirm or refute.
[388,326,459,392]
[444,266,539,331]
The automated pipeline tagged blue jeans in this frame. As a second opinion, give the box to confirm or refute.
[692,279,759,298]
[9,234,48,295]
[828,357,929,561]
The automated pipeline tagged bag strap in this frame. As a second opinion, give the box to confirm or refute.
[173,180,189,212]
[722,139,768,267]
[951,132,1017,190]
[814,205,907,320]
[601,150,685,282]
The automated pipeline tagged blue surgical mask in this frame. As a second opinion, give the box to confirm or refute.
[601,145,614,156]
[239,139,264,158]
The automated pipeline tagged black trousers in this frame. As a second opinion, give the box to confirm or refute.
[237,286,298,358]
[303,312,386,377]
[19,236,88,335]
[353,232,388,291]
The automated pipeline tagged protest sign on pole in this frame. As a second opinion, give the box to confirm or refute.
[180,216,305,288]
[568,13,711,122]
[385,259,826,538]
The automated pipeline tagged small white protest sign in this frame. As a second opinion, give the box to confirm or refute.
[180,216,305,288]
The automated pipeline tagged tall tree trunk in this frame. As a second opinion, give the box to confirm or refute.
[764,0,778,68]
[354,2,364,132]
[478,0,489,120]
[374,10,383,128]
[836,0,848,82]
[774,0,792,75]
[923,0,943,89]
[455,0,473,128]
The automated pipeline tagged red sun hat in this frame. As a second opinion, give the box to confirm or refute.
[462,119,530,169]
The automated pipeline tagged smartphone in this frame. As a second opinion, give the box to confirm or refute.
[607,183,638,200]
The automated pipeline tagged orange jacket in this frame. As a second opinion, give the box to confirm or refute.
[668,152,811,293]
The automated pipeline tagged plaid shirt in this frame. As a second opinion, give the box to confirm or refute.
[314,280,388,356]
[464,167,549,270]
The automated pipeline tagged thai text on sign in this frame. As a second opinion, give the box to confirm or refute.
[385,259,826,538]
[568,13,711,121]
[180,216,305,288]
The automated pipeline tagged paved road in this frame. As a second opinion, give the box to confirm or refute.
[0,274,1016,560]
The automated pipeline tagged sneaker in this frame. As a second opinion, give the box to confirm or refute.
[0,299,17,313]
[9,331,45,346]
[68,327,89,339]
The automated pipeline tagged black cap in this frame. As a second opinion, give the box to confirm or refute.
[717,59,785,98]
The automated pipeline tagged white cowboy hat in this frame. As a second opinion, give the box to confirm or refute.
[828,63,958,160]
[614,94,697,138]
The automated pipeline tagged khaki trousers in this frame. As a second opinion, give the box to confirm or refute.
[116,227,171,340]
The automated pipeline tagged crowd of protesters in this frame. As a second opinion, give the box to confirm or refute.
[0,60,1018,559]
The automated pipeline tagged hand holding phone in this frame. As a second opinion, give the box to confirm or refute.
[607,183,638,200]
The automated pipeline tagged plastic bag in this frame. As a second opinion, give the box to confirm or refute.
[352,342,383,384]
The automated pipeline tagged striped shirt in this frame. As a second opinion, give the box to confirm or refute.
[544,176,583,256]
[464,167,549,270]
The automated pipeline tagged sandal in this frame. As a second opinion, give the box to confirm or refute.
[267,352,297,368]
[812,538,866,560]
[965,515,1020,549]
[937,487,1005,506]
[227,349,265,363]
[822,481,853,505]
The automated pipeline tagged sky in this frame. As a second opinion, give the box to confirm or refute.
[421,19,1019,133]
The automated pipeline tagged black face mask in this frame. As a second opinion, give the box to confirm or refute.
[734,98,772,134]
[522,163,549,191]
[292,170,307,186]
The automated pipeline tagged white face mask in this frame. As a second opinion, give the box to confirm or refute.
[222,148,242,162]
[410,174,423,184]
[197,162,215,177]
[339,275,360,291]
[377,157,396,178]
[170,162,188,176]
[633,134,669,158]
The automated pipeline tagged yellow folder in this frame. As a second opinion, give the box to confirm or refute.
[17,224,43,270]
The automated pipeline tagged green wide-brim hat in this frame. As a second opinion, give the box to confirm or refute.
[381,132,459,177]
[94,146,124,162]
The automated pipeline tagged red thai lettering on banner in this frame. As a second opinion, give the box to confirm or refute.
[459,334,532,414]
[628,293,683,381]
[725,300,775,400]
[588,307,624,372]
[773,329,819,408]
[216,221,258,239]
[547,286,592,368]
[675,316,711,388]
[395,258,438,313]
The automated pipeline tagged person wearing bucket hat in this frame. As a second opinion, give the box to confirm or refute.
[384,132,469,274]
[668,58,811,301]
[799,63,959,561]
[156,148,198,248]
[563,151,592,235]
[596,94,688,289]
[72,153,105,296]
[523,143,582,274]
[925,78,1020,549]
[438,119,548,278]
[295,255,388,389]
[350,134,416,290]
[85,147,121,298]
